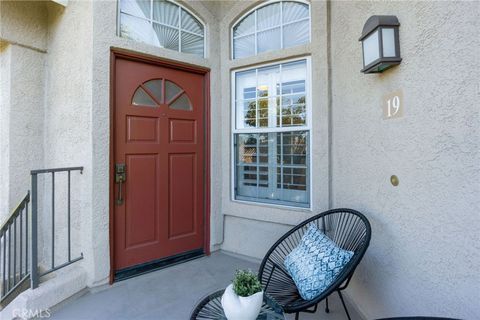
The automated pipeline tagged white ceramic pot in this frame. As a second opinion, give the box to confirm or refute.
[221,284,263,320]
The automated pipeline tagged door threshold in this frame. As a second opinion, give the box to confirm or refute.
[114,249,204,282]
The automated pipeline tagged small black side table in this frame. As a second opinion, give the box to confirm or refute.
[190,289,285,320]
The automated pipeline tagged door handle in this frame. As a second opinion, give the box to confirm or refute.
[115,164,126,205]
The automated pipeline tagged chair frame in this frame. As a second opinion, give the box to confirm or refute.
[258,208,371,320]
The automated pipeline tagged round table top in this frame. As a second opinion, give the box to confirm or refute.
[190,289,285,320]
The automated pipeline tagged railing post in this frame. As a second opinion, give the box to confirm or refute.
[30,173,39,289]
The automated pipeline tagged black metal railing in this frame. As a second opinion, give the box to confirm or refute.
[0,166,84,304]
[0,193,30,302]
[30,166,84,289]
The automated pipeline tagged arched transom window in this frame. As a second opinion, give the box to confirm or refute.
[119,0,205,57]
[232,1,310,59]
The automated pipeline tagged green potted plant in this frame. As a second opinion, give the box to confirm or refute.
[221,269,263,320]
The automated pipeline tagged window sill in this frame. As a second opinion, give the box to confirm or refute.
[231,198,312,212]
[232,198,311,212]
[224,199,314,227]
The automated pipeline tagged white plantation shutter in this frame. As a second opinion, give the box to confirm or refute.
[233,59,311,208]
[119,0,205,57]
[152,0,179,27]
[232,1,310,59]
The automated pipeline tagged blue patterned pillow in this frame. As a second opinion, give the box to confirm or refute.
[284,224,354,300]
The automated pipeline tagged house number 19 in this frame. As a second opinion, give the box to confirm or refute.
[383,90,403,120]
[387,96,400,117]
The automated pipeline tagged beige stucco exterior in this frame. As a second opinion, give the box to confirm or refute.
[0,0,479,319]
[329,2,479,317]
[0,1,47,224]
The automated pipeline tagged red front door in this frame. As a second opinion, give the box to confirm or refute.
[113,56,205,272]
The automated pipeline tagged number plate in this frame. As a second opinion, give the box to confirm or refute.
[383,90,403,120]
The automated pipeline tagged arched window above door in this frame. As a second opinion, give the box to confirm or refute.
[119,0,205,57]
[232,1,310,59]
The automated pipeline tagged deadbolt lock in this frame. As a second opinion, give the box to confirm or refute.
[115,164,126,183]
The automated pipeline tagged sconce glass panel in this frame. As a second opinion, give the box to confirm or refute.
[382,28,396,57]
[362,30,379,66]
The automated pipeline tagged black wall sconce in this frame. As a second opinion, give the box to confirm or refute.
[359,15,402,73]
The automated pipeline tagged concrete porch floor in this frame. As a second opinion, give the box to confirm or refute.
[50,251,361,320]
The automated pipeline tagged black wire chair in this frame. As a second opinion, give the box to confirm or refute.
[258,208,371,320]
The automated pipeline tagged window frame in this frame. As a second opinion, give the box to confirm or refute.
[117,0,207,58]
[230,0,312,60]
[230,56,313,210]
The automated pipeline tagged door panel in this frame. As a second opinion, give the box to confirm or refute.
[125,154,158,248]
[168,153,196,239]
[169,119,196,143]
[114,57,205,271]
[127,116,159,142]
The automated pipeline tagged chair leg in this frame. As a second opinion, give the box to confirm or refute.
[295,312,300,320]
[337,290,351,320]
[325,297,330,313]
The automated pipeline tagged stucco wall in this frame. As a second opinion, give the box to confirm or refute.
[0,1,48,221]
[7,46,46,215]
[0,45,46,225]
[0,1,48,51]
[0,42,12,220]
[330,1,480,319]
[37,0,93,274]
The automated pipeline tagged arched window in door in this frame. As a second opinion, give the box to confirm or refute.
[131,78,193,111]
[119,0,205,57]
